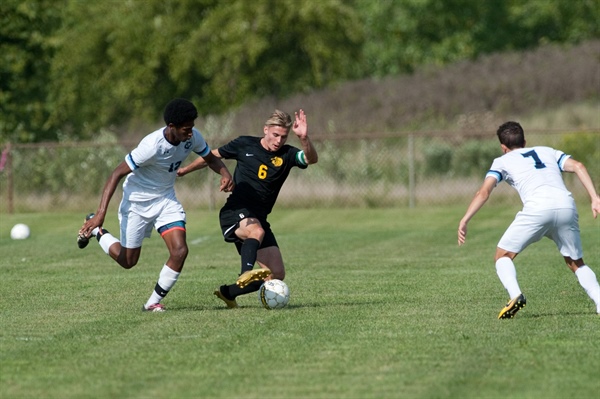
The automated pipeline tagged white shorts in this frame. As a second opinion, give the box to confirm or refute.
[118,192,186,248]
[497,208,583,259]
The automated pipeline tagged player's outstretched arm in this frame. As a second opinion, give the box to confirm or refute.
[79,161,131,238]
[563,157,600,218]
[458,177,496,245]
[292,109,318,164]
[177,149,219,177]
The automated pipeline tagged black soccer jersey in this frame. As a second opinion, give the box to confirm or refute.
[218,136,308,217]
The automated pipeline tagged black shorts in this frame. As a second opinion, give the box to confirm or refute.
[219,206,278,254]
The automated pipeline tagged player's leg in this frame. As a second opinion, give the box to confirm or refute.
[81,206,142,269]
[142,199,188,312]
[256,246,285,281]
[235,222,275,287]
[564,257,600,314]
[494,211,547,318]
[495,249,527,319]
[214,210,270,307]
[219,207,267,278]
[236,217,265,276]
[215,244,283,307]
[226,232,282,298]
[494,249,521,301]
[214,241,275,309]
[551,208,600,314]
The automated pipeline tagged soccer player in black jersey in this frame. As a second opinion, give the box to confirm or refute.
[178,109,318,308]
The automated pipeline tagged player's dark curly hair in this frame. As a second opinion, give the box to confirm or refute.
[163,98,198,126]
[496,121,525,149]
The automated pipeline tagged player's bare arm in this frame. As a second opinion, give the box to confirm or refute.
[562,157,600,218]
[203,152,234,192]
[292,109,318,164]
[177,149,220,177]
[79,161,131,238]
[458,177,496,245]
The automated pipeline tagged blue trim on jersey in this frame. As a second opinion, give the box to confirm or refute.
[127,153,139,170]
[557,153,570,171]
[486,169,502,182]
[194,143,210,157]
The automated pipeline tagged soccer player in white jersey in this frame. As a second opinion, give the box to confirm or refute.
[77,98,233,312]
[458,121,600,319]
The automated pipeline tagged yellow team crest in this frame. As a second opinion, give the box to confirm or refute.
[271,156,283,167]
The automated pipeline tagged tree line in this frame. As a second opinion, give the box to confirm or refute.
[1,0,598,143]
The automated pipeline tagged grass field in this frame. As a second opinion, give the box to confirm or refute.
[1,206,599,399]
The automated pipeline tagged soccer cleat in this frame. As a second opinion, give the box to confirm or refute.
[498,293,526,319]
[214,287,238,309]
[236,268,272,288]
[142,303,166,312]
[77,213,96,249]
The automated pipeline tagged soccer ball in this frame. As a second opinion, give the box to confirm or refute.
[259,279,290,309]
[10,223,30,240]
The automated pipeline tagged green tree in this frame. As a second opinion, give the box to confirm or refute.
[176,0,363,112]
[47,0,194,140]
[3,0,599,143]
[48,0,362,140]
[355,0,600,77]
[0,0,64,143]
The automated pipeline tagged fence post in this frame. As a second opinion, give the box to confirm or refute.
[4,144,14,214]
[408,134,415,208]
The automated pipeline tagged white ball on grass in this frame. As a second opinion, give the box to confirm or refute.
[10,223,30,240]
[259,279,290,309]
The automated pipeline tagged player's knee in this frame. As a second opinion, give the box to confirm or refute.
[494,248,515,262]
[118,259,138,269]
[564,256,584,272]
[170,244,189,263]
[117,250,139,269]
[249,227,265,241]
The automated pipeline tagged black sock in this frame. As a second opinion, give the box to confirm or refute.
[96,228,109,241]
[227,280,264,298]
[220,285,235,300]
[240,238,260,274]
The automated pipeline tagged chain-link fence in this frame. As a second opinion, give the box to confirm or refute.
[1,130,598,214]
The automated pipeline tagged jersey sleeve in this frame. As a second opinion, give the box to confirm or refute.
[554,149,571,171]
[126,134,156,170]
[191,129,211,157]
[218,137,244,160]
[485,157,504,185]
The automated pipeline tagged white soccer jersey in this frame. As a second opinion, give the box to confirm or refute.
[486,146,575,211]
[123,127,210,201]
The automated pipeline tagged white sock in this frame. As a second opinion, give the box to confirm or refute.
[145,265,180,308]
[496,257,522,299]
[98,233,120,255]
[574,265,600,313]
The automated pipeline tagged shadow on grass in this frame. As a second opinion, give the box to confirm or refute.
[173,298,389,312]
[519,310,593,318]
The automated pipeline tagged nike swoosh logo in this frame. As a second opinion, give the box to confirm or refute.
[246,153,254,156]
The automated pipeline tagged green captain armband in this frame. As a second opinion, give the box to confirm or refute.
[296,150,307,165]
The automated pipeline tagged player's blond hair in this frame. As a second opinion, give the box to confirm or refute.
[265,110,292,131]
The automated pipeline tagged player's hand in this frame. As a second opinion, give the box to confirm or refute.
[79,213,105,239]
[592,195,600,219]
[220,176,234,192]
[177,166,190,177]
[292,109,308,138]
[457,221,468,246]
